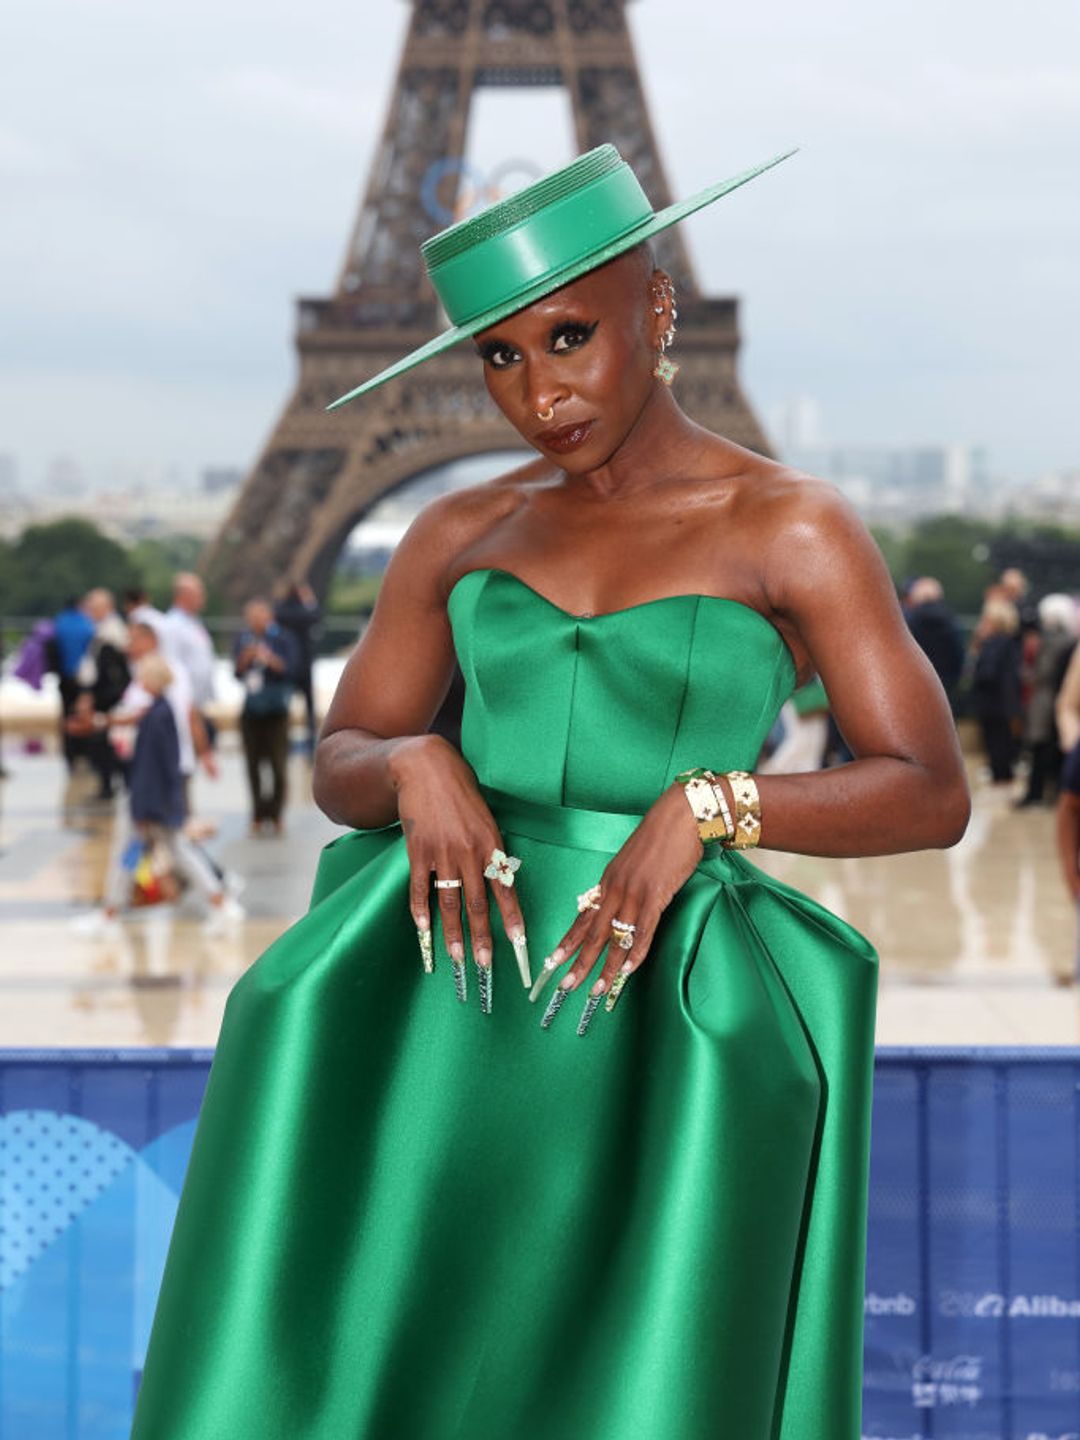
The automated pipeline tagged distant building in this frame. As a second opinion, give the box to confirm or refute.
[44,456,86,499]
[784,439,989,520]
[201,467,243,496]
[0,453,18,498]
[1020,467,1080,521]
[27,486,235,542]
[772,396,822,454]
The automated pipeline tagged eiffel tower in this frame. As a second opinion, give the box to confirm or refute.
[205,0,773,605]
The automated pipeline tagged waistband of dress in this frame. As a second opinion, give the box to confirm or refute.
[480,785,644,854]
[479,785,735,874]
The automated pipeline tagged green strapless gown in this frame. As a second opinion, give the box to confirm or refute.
[133,569,878,1440]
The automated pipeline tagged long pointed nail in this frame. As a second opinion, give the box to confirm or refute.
[417,926,434,974]
[529,948,564,1004]
[511,931,531,988]
[605,966,631,1012]
[452,956,468,1004]
[476,959,493,1014]
[540,986,568,1029]
[577,988,605,1036]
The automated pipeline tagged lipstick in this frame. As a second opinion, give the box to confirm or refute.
[535,420,595,454]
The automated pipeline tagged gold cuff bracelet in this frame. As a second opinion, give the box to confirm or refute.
[722,771,761,850]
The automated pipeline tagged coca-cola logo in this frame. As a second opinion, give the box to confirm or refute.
[912,1353,982,1383]
[911,1353,983,1409]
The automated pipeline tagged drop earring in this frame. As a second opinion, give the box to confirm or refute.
[651,280,679,384]
[654,342,680,385]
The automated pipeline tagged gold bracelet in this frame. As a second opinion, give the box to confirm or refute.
[675,769,735,845]
[722,771,761,850]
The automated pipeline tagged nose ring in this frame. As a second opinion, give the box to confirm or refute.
[536,406,555,422]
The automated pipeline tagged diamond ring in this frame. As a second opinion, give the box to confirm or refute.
[610,917,636,950]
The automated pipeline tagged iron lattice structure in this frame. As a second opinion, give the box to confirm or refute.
[205,0,773,603]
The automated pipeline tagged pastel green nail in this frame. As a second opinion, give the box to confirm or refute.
[511,930,531,988]
[605,967,630,1012]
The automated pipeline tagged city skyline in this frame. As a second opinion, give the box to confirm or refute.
[1,0,1077,491]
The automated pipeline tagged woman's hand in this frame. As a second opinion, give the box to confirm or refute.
[531,783,704,1031]
[392,734,529,1008]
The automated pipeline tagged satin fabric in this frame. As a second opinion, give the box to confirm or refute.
[133,570,878,1439]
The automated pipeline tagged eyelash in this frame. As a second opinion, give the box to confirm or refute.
[478,321,598,370]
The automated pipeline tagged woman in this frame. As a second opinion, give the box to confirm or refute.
[1017,593,1076,806]
[134,146,969,1439]
[971,596,1022,785]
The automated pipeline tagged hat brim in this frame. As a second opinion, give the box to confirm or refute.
[325,148,797,412]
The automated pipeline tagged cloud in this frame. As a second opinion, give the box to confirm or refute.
[1,0,1078,486]
[0,124,69,179]
[209,66,372,141]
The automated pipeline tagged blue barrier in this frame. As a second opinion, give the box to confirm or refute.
[1,1047,1079,1439]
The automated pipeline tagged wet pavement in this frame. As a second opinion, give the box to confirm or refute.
[0,742,1076,1047]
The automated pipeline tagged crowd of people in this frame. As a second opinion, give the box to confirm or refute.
[900,566,1080,970]
[902,566,1077,801]
[11,574,322,934]
[9,556,1080,947]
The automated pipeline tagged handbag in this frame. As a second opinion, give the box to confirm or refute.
[123,836,183,907]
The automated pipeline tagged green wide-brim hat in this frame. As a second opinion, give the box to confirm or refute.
[326,142,796,411]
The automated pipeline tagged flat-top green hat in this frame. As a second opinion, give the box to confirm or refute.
[327,143,795,411]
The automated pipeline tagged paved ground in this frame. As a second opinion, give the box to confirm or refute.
[0,738,1076,1047]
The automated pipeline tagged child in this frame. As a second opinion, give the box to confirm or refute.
[72,655,243,936]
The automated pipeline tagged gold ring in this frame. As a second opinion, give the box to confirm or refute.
[536,405,555,422]
[610,918,636,950]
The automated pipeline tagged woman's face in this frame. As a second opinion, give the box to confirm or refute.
[473,249,667,472]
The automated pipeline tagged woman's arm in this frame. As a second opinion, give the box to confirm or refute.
[550,480,971,1005]
[311,494,466,830]
[744,482,970,855]
[312,487,532,984]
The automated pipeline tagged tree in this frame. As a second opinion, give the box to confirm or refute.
[869,526,907,588]
[900,515,997,613]
[129,535,205,609]
[3,519,140,617]
[0,536,14,613]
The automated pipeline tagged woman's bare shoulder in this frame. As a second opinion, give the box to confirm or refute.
[728,455,891,619]
[386,454,555,604]
[704,444,859,549]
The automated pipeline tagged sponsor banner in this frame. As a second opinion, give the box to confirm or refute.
[2,1050,1079,1436]
[863,1054,1080,1438]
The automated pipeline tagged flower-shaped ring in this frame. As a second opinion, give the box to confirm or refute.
[484,848,522,887]
[576,884,603,913]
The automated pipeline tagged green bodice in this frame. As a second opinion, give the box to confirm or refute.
[450,568,796,811]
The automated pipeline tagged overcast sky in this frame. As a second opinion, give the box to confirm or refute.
[1,0,1077,491]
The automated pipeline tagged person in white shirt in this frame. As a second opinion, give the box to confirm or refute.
[160,573,217,720]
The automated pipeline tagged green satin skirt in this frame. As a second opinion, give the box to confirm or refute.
[133,787,878,1440]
